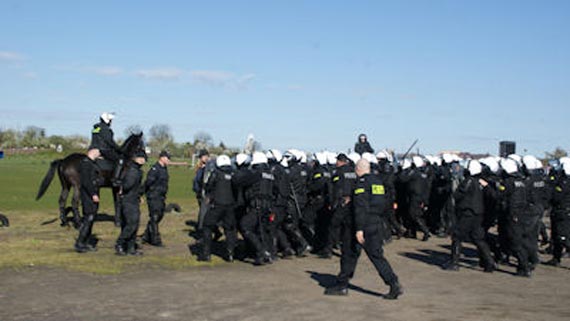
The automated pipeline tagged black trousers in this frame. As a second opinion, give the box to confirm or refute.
[324,206,351,253]
[143,197,165,245]
[452,215,494,266]
[77,197,99,246]
[117,201,141,251]
[337,223,398,288]
[507,219,539,271]
[240,208,271,256]
[202,204,237,256]
[551,215,570,261]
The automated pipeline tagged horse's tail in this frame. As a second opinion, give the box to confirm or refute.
[36,159,61,200]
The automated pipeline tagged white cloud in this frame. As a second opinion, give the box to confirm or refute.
[22,71,38,79]
[136,68,184,80]
[53,63,123,76]
[0,51,25,62]
[90,66,123,76]
[191,70,255,89]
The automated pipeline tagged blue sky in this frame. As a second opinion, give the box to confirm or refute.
[0,0,568,156]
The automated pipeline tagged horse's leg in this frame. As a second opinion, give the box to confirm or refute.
[58,184,70,227]
[113,187,122,228]
[71,183,82,229]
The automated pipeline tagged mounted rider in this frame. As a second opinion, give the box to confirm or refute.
[90,112,123,184]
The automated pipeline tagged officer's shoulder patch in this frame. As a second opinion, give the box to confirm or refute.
[313,173,322,179]
[92,126,101,134]
[354,188,365,195]
[224,174,232,180]
[556,186,563,192]
[499,185,506,191]
[333,176,340,182]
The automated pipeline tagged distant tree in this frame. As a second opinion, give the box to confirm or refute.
[545,147,568,160]
[148,124,174,153]
[193,131,213,146]
[0,128,19,148]
[219,141,226,150]
[21,126,46,147]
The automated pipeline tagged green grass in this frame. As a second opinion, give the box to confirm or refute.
[0,154,221,274]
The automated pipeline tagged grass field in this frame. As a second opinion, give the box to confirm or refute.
[0,151,221,274]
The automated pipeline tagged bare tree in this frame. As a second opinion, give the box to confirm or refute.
[545,147,568,160]
[193,130,213,147]
[149,124,174,152]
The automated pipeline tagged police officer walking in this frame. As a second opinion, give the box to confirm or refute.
[75,147,102,253]
[325,159,403,299]
[444,160,496,272]
[142,151,171,247]
[199,155,238,262]
[115,150,146,256]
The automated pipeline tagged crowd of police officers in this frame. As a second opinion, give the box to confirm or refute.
[79,113,570,299]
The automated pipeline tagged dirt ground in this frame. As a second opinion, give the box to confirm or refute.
[2,236,570,321]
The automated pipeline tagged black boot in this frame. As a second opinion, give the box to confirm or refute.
[112,159,124,187]
[324,284,348,296]
[384,281,404,300]
[444,240,461,271]
[115,243,127,256]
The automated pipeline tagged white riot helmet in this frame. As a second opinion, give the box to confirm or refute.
[559,157,570,167]
[348,152,361,164]
[376,150,389,160]
[361,152,377,164]
[500,158,518,174]
[402,158,412,170]
[299,151,308,164]
[266,149,283,163]
[315,152,327,165]
[508,154,522,166]
[235,153,250,167]
[216,155,231,167]
[522,155,541,171]
[564,162,570,176]
[251,152,268,165]
[326,151,337,165]
[466,160,482,176]
[280,157,289,168]
[442,153,454,164]
[480,157,500,173]
[412,156,425,168]
[100,112,115,124]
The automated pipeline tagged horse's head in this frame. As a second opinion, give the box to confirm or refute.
[120,133,145,158]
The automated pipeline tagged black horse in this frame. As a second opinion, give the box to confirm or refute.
[36,133,144,228]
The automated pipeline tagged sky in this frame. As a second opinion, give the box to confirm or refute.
[0,0,568,156]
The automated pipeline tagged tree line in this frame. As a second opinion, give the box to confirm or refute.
[0,124,237,158]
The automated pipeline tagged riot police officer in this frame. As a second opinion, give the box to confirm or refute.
[142,150,171,247]
[444,160,496,272]
[233,152,276,265]
[320,153,357,258]
[325,159,402,299]
[115,150,146,256]
[546,162,570,266]
[199,155,238,262]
